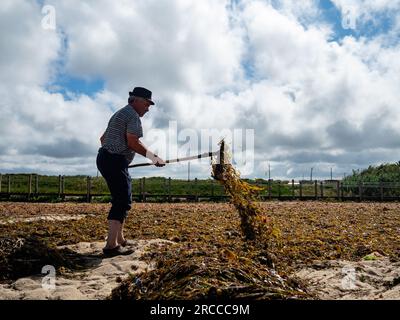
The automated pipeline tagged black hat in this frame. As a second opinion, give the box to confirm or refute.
[129,87,155,105]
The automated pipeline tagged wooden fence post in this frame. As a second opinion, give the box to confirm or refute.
[340,182,344,201]
[164,177,167,201]
[138,178,142,201]
[359,182,363,201]
[320,181,324,199]
[8,175,11,194]
[35,175,39,195]
[86,176,92,203]
[336,181,340,200]
[299,180,303,199]
[292,179,295,199]
[314,180,318,199]
[268,179,272,200]
[278,181,281,199]
[380,182,384,201]
[168,177,171,202]
[194,178,198,202]
[187,179,191,198]
[58,175,62,198]
[142,177,146,202]
[61,175,65,200]
[28,174,32,199]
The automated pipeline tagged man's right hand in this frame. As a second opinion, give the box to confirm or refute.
[152,155,166,167]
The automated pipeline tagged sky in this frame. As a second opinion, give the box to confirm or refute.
[0,0,400,180]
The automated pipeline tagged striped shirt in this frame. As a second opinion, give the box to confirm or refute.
[102,105,143,163]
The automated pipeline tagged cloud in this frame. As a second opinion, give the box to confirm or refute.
[22,138,96,159]
[49,0,245,96]
[0,0,60,87]
[1,0,400,180]
[269,0,322,24]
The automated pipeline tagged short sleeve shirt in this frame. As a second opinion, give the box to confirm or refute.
[102,105,143,163]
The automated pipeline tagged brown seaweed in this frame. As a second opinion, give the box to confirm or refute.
[212,140,280,243]
[0,201,399,299]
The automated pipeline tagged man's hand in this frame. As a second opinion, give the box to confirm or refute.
[126,133,166,167]
[152,155,166,167]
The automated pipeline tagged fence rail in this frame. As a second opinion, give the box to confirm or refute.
[1,173,400,203]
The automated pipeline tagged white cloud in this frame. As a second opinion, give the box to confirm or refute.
[1,0,400,180]
[49,0,245,96]
[271,0,322,23]
[0,0,60,87]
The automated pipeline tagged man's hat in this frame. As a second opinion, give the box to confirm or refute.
[129,87,155,105]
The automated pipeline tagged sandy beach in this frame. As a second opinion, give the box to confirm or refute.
[0,239,174,300]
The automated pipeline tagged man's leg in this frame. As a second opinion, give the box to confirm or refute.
[104,219,121,249]
[97,151,132,254]
[116,168,131,246]
[117,219,126,245]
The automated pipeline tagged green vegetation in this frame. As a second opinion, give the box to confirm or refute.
[342,162,400,198]
[343,162,400,184]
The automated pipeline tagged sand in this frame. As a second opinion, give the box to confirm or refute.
[0,214,93,225]
[0,239,175,300]
[1,242,398,300]
[294,252,400,300]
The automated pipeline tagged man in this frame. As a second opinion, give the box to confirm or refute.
[97,87,165,257]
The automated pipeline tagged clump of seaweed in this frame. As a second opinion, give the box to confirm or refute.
[0,236,86,281]
[110,244,311,300]
[212,140,280,244]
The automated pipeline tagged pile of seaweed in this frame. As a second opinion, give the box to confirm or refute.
[0,235,87,281]
[0,214,108,283]
[110,243,311,300]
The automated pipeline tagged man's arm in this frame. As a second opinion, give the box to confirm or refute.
[127,133,165,166]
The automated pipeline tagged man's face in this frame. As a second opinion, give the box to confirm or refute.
[133,97,153,117]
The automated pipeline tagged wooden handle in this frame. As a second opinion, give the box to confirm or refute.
[128,151,218,168]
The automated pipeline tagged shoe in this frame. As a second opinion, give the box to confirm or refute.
[120,239,135,247]
[102,245,134,257]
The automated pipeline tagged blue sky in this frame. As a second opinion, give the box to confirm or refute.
[47,75,105,99]
[319,0,396,40]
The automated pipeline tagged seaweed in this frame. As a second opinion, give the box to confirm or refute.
[0,201,398,299]
[0,236,86,281]
[212,140,280,243]
[110,243,311,300]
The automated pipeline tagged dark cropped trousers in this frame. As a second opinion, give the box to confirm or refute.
[96,147,132,223]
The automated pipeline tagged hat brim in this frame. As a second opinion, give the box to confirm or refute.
[147,99,155,105]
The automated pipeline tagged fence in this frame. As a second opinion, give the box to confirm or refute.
[0,174,227,203]
[1,173,400,203]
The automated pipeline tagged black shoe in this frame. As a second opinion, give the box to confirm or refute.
[102,245,134,257]
[120,239,135,247]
